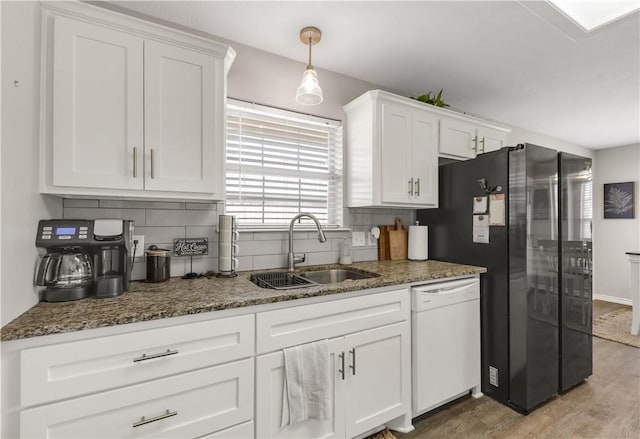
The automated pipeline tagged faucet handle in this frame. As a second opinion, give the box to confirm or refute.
[294,254,306,264]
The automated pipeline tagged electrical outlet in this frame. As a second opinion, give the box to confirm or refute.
[352,231,366,247]
[133,235,145,258]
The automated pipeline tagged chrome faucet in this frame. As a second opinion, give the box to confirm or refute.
[288,213,327,271]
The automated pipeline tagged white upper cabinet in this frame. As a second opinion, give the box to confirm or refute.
[439,116,509,160]
[143,40,223,194]
[40,2,235,200]
[344,90,510,208]
[344,90,439,208]
[51,15,144,191]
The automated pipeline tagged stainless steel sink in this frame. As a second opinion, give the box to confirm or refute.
[300,269,379,284]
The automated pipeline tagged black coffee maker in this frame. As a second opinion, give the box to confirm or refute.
[35,219,134,302]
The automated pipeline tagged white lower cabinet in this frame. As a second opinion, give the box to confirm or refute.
[256,337,346,439]
[344,323,410,438]
[20,359,253,438]
[7,288,415,439]
[255,289,412,439]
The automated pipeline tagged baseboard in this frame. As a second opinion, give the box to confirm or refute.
[593,294,632,306]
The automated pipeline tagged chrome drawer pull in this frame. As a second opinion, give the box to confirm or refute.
[150,148,155,179]
[133,147,138,178]
[408,178,414,196]
[339,352,345,380]
[133,349,178,363]
[132,409,177,428]
[349,348,356,375]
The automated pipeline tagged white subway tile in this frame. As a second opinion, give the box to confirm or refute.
[133,226,185,244]
[235,255,253,272]
[237,240,283,256]
[99,200,185,209]
[307,251,340,265]
[353,248,378,262]
[185,202,218,210]
[146,209,217,227]
[63,208,146,226]
[252,254,288,270]
[186,226,218,242]
[63,199,99,208]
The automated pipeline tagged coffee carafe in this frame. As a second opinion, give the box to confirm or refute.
[35,249,94,302]
[35,219,134,302]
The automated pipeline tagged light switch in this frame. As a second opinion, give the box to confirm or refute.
[352,232,366,247]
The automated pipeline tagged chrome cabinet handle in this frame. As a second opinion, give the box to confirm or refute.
[133,349,178,363]
[480,137,486,154]
[415,178,420,197]
[132,409,177,428]
[133,147,138,178]
[339,352,345,380]
[408,178,414,196]
[472,135,479,152]
[349,348,356,375]
[150,148,155,179]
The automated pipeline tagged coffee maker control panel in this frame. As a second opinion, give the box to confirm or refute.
[36,220,95,247]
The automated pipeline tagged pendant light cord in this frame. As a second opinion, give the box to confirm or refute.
[307,35,313,69]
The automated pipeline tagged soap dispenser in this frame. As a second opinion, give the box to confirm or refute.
[339,237,352,265]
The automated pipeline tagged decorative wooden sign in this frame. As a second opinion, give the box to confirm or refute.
[173,238,208,257]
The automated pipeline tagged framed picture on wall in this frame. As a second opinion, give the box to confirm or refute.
[604,182,635,219]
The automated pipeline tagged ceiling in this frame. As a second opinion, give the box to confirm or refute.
[105,1,640,149]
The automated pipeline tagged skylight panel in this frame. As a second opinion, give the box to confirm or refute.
[547,0,640,31]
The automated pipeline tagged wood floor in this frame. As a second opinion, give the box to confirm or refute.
[398,301,640,439]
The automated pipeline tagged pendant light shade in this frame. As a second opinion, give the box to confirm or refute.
[296,26,323,106]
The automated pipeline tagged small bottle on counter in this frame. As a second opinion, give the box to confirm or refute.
[339,237,352,265]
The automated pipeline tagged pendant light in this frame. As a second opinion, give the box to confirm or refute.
[296,26,323,106]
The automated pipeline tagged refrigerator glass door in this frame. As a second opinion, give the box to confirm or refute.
[559,154,593,391]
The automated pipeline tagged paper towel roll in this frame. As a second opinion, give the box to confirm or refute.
[408,225,429,261]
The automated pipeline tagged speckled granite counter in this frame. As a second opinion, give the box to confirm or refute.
[1,260,485,341]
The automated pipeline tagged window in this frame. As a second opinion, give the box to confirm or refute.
[225,99,343,228]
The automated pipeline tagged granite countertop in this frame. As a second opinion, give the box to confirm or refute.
[1,260,485,341]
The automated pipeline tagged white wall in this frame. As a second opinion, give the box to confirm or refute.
[1,1,62,326]
[593,143,640,303]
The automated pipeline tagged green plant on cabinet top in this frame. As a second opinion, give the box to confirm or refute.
[409,89,450,108]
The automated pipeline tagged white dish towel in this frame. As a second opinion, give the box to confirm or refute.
[281,339,331,428]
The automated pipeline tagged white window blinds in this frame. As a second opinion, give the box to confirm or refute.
[226,99,343,228]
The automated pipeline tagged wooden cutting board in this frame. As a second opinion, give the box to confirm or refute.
[388,218,408,260]
[377,225,392,260]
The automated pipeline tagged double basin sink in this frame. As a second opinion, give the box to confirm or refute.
[250,268,379,290]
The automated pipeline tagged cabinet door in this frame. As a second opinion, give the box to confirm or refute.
[477,126,508,154]
[345,322,411,438]
[51,15,144,190]
[20,359,253,439]
[411,110,439,206]
[380,101,412,204]
[255,338,345,439]
[439,118,477,159]
[144,40,224,195]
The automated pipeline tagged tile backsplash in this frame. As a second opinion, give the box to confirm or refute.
[62,199,414,280]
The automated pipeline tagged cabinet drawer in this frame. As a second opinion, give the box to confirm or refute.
[256,289,409,353]
[21,314,254,407]
[20,358,253,439]
[201,421,254,439]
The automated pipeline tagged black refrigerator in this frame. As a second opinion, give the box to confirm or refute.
[417,144,592,413]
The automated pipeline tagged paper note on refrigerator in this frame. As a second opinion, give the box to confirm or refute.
[473,196,488,214]
[489,194,506,226]
[473,214,490,244]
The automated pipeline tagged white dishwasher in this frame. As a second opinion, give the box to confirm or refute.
[411,276,482,417]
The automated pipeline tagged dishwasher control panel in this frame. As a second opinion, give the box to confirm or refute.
[411,277,480,312]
